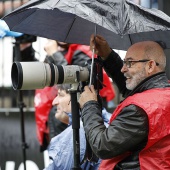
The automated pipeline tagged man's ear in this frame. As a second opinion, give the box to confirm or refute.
[147,60,156,74]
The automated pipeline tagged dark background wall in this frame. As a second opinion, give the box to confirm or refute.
[0,111,45,170]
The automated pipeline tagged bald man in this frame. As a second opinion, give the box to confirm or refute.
[79,35,170,170]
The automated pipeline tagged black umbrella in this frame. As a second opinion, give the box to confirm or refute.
[2,0,170,50]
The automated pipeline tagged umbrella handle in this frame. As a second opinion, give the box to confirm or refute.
[89,48,95,86]
[89,25,97,86]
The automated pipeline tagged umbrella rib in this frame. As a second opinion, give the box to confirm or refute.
[128,34,132,45]
[64,16,77,42]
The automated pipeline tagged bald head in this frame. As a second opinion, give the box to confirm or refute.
[128,41,166,71]
[122,41,167,90]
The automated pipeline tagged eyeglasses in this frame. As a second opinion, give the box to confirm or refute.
[123,59,159,68]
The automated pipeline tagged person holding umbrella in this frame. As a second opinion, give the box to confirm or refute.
[79,35,170,169]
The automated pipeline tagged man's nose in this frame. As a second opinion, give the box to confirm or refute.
[121,64,128,73]
[52,96,59,106]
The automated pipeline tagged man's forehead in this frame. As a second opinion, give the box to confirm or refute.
[125,52,140,60]
[124,56,134,60]
[125,47,144,60]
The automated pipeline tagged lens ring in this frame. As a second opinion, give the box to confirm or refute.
[11,62,23,90]
[49,63,55,86]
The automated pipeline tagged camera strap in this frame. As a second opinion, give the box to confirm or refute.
[80,136,99,165]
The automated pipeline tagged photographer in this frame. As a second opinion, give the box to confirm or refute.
[44,40,90,67]
[79,35,170,169]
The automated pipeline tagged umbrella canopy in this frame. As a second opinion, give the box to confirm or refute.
[2,0,170,50]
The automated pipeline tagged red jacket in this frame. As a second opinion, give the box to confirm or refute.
[99,88,170,170]
[34,86,58,145]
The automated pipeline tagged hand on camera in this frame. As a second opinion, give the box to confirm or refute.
[79,85,97,108]
[90,34,112,60]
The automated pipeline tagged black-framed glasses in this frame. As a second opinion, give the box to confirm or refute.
[123,59,159,68]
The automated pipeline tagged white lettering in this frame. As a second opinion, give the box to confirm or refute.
[43,150,50,168]
[18,160,39,170]
[3,150,49,170]
[5,161,15,170]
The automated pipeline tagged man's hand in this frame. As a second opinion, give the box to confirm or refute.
[79,85,97,108]
[44,40,69,56]
[44,40,58,56]
[90,34,112,60]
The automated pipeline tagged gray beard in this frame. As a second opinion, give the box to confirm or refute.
[126,68,147,90]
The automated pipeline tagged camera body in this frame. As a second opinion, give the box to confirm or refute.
[11,58,103,91]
